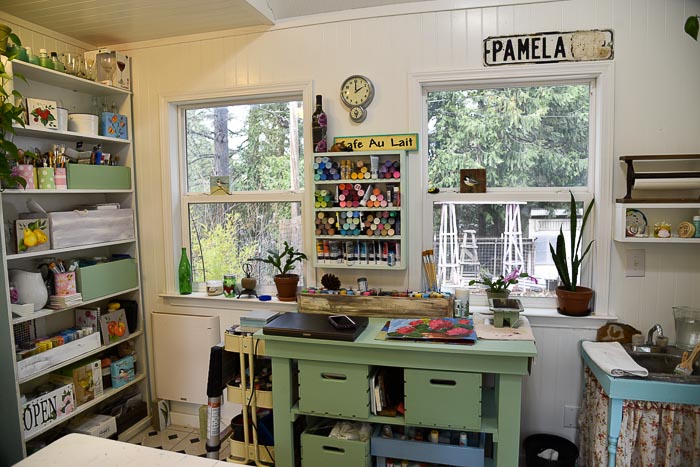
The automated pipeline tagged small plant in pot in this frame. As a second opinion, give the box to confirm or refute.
[549,191,595,316]
[0,25,29,190]
[253,241,307,302]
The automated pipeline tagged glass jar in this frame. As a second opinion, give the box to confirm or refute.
[223,274,236,298]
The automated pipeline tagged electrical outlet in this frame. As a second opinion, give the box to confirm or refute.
[625,249,645,277]
[563,405,579,428]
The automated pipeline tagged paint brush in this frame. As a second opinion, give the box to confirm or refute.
[674,342,700,376]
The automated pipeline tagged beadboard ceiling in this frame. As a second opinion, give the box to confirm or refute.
[1,0,429,45]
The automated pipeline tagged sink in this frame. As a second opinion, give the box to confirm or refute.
[622,344,700,384]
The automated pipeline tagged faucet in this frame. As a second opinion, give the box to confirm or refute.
[646,324,664,346]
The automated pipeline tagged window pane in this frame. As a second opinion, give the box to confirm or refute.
[427,85,590,189]
[188,202,303,291]
[184,100,304,193]
[432,201,585,297]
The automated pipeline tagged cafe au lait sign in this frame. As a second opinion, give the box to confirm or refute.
[484,29,613,66]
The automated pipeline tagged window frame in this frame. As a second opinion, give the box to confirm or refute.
[160,82,314,294]
[410,63,614,310]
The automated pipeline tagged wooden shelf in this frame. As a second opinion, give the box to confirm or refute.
[12,124,131,145]
[11,61,130,97]
[1,189,133,195]
[6,239,136,261]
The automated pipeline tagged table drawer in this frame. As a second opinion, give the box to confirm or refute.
[404,369,481,430]
[298,360,369,418]
[301,425,370,467]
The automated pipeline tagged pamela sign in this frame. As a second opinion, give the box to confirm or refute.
[483,29,613,66]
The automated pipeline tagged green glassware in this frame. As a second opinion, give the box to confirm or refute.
[178,247,192,295]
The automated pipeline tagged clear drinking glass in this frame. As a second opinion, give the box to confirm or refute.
[99,55,116,84]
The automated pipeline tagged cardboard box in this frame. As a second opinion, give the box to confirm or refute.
[111,355,135,388]
[57,359,104,406]
[69,414,117,439]
[99,112,128,140]
[21,375,75,438]
[15,218,50,253]
[26,98,58,129]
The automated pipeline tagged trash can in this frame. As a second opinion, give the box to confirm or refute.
[524,434,578,467]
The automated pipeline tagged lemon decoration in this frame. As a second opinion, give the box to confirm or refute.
[23,228,38,247]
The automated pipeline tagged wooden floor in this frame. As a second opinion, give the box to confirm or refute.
[127,424,231,460]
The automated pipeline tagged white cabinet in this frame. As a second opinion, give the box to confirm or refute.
[0,61,148,463]
[312,150,407,270]
[614,202,700,243]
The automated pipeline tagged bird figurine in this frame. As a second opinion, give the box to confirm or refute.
[427,186,440,194]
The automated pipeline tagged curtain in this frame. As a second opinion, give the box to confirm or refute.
[579,368,700,467]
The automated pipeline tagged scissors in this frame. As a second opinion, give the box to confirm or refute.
[243,263,253,278]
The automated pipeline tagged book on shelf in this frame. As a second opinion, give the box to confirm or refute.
[369,367,403,416]
[385,317,477,344]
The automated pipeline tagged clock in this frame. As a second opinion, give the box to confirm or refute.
[340,75,374,122]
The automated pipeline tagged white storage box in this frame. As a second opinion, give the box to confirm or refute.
[17,332,101,381]
[69,414,117,439]
[22,208,134,249]
[22,375,75,439]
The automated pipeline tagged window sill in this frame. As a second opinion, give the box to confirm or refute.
[470,305,616,330]
[160,292,298,312]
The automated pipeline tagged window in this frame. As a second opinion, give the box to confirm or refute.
[423,78,597,302]
[180,96,305,292]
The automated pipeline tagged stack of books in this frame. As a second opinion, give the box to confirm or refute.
[48,293,83,309]
[238,310,280,333]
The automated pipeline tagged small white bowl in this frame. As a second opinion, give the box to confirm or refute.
[206,280,224,296]
[68,113,98,135]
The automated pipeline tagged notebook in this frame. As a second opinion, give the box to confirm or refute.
[262,313,369,342]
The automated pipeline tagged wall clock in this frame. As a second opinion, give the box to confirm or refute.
[340,75,374,123]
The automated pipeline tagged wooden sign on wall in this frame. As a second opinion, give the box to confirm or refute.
[483,29,613,66]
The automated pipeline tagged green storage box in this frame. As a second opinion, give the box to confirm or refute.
[301,423,370,467]
[404,369,482,430]
[298,360,369,419]
[67,165,131,190]
[76,259,138,301]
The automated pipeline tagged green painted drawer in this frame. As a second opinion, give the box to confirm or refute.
[404,369,481,430]
[76,259,138,301]
[301,425,370,467]
[67,165,131,190]
[298,360,369,418]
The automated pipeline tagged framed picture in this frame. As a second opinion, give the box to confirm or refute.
[99,308,130,344]
[459,169,486,193]
[16,218,50,253]
[210,176,231,195]
[26,98,58,129]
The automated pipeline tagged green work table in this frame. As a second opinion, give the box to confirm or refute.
[260,318,537,467]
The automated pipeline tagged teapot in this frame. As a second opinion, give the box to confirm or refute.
[9,269,49,311]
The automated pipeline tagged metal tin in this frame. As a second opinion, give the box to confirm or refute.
[357,277,368,292]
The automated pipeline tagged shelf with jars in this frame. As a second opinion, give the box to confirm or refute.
[312,150,406,270]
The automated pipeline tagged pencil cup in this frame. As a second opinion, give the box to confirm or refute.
[16,164,37,189]
[54,272,77,295]
[37,167,55,189]
[54,167,67,190]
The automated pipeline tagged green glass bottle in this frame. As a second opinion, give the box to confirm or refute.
[178,247,192,295]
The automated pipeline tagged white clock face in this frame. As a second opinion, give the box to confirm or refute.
[349,106,366,123]
[340,75,374,108]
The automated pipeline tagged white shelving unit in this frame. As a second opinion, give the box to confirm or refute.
[0,60,149,463]
[614,202,700,243]
[312,150,407,270]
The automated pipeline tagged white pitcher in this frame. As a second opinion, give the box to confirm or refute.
[9,269,48,311]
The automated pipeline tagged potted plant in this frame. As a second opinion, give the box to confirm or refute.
[469,267,536,301]
[254,241,307,302]
[1,25,29,190]
[549,190,595,316]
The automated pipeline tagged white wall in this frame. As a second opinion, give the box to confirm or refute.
[4,0,700,449]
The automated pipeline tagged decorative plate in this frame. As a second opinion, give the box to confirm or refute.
[625,208,648,237]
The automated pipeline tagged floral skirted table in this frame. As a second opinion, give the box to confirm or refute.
[580,345,700,466]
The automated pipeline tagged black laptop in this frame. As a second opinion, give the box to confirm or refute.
[263,313,368,342]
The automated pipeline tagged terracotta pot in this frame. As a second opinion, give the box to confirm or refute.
[556,286,593,316]
[274,274,300,302]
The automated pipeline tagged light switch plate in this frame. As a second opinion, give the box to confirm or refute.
[625,249,645,277]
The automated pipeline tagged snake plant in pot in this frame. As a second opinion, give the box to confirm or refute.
[253,241,307,302]
[0,25,29,190]
[549,191,595,316]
